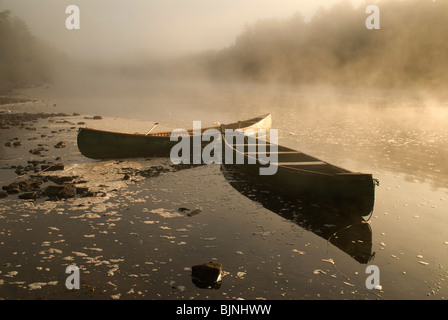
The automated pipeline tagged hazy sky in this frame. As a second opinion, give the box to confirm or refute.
[0,0,365,62]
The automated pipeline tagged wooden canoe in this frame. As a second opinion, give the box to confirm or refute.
[221,130,378,217]
[77,114,271,159]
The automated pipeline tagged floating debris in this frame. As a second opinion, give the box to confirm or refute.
[28,282,47,290]
[150,208,183,219]
[313,269,326,275]
[321,258,335,265]
[343,281,355,287]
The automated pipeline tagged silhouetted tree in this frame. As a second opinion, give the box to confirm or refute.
[194,0,448,89]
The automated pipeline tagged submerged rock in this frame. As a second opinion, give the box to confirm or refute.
[187,209,202,217]
[41,163,64,171]
[43,185,75,200]
[75,186,98,197]
[178,207,202,217]
[84,115,103,120]
[19,177,43,191]
[191,261,223,288]
[2,177,43,194]
[2,182,20,194]
[54,141,66,148]
[18,191,39,200]
[47,175,77,184]
[29,146,47,155]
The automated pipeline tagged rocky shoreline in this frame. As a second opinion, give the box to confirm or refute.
[0,109,89,201]
[0,99,235,299]
[0,111,78,128]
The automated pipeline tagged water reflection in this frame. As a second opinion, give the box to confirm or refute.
[221,166,375,264]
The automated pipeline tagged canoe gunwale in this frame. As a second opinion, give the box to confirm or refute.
[79,113,271,137]
[77,114,272,160]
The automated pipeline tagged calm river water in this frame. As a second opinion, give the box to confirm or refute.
[1,77,447,300]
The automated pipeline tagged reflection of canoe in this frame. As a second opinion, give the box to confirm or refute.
[221,129,377,217]
[77,114,271,160]
[221,167,375,264]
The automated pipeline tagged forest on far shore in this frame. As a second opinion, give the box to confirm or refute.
[0,10,68,85]
[2,0,448,91]
[171,0,448,89]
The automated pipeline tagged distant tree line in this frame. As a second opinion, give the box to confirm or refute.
[183,0,448,89]
[0,10,64,84]
[2,0,448,90]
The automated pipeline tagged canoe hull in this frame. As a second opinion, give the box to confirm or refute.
[224,162,375,216]
[221,132,376,217]
[78,129,180,159]
[77,114,271,160]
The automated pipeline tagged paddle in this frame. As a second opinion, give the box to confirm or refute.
[145,123,159,135]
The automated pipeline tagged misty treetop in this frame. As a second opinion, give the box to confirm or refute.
[194,0,448,88]
[0,10,63,84]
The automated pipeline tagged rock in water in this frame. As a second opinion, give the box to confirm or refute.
[41,163,64,171]
[54,141,66,148]
[18,192,39,200]
[187,209,202,217]
[2,177,43,194]
[191,261,222,288]
[43,185,75,200]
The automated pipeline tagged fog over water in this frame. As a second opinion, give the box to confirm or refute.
[0,0,365,61]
